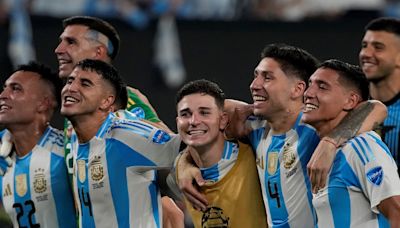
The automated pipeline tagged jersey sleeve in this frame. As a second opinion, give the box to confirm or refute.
[111,119,181,168]
[345,132,400,214]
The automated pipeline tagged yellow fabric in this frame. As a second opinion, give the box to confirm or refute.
[184,142,267,228]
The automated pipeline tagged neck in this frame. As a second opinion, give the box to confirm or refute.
[369,72,400,102]
[189,134,226,168]
[7,121,48,157]
[314,112,348,138]
[267,103,302,135]
[69,113,109,143]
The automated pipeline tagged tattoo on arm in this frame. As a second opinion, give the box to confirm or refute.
[328,101,374,146]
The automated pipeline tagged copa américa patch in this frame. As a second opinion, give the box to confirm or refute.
[152,130,171,144]
[366,166,383,186]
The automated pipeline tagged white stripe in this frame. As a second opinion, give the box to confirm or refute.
[2,161,17,227]
[127,168,159,228]
[29,146,58,227]
[89,138,119,227]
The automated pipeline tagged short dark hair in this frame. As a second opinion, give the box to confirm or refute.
[63,16,120,60]
[176,79,225,109]
[115,84,128,110]
[261,43,320,83]
[319,59,370,101]
[13,61,62,107]
[75,59,124,106]
[365,17,400,36]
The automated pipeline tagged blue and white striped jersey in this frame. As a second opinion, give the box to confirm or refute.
[248,113,320,228]
[70,113,181,228]
[0,127,76,228]
[382,93,400,168]
[313,131,400,228]
[200,141,239,182]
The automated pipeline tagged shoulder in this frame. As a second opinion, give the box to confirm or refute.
[39,126,64,157]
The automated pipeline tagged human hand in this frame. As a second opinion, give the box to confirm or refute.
[307,137,337,193]
[177,151,208,211]
[224,99,254,139]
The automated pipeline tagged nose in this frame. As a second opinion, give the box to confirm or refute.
[189,112,200,125]
[0,88,10,100]
[359,45,372,59]
[55,41,65,55]
[250,75,262,91]
[304,85,315,101]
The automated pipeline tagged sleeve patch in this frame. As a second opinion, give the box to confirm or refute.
[366,166,383,186]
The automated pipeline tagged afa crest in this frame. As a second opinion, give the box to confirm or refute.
[90,157,104,182]
[282,142,296,169]
[33,168,47,193]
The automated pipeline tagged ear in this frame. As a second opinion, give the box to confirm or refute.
[37,96,51,113]
[219,111,229,131]
[99,95,115,111]
[95,45,108,60]
[343,92,361,111]
[291,80,306,99]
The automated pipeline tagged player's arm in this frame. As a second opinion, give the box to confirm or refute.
[378,196,400,228]
[308,100,387,193]
[224,99,254,139]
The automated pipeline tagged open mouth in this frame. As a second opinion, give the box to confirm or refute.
[303,103,318,113]
[63,96,79,105]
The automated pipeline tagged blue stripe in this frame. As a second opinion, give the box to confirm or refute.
[354,137,370,163]
[116,121,153,133]
[50,153,77,228]
[296,126,319,226]
[112,126,150,139]
[76,143,95,227]
[221,141,228,159]
[360,137,375,161]
[329,187,351,227]
[149,181,160,228]
[38,127,51,147]
[14,153,38,226]
[265,135,289,226]
[106,139,156,227]
[97,114,114,138]
[351,141,366,165]
[377,213,389,227]
[225,141,233,159]
[200,164,219,181]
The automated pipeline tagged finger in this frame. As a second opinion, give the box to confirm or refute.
[183,192,207,211]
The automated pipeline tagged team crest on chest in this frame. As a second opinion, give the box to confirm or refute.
[201,206,229,228]
[267,152,279,175]
[77,160,86,183]
[15,174,27,197]
[282,142,296,169]
[90,156,104,182]
[33,168,47,193]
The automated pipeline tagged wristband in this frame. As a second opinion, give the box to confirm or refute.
[321,137,338,148]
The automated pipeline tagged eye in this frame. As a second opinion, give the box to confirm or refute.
[11,85,22,91]
[200,110,210,116]
[66,77,74,84]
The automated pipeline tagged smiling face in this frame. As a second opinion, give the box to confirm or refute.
[60,67,114,120]
[302,68,359,134]
[250,57,299,120]
[359,30,400,83]
[176,93,227,150]
[55,25,99,79]
[0,71,46,126]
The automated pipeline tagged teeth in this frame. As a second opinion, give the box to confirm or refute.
[253,95,266,101]
[188,130,205,135]
[0,105,10,111]
[64,96,78,104]
[304,104,318,112]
